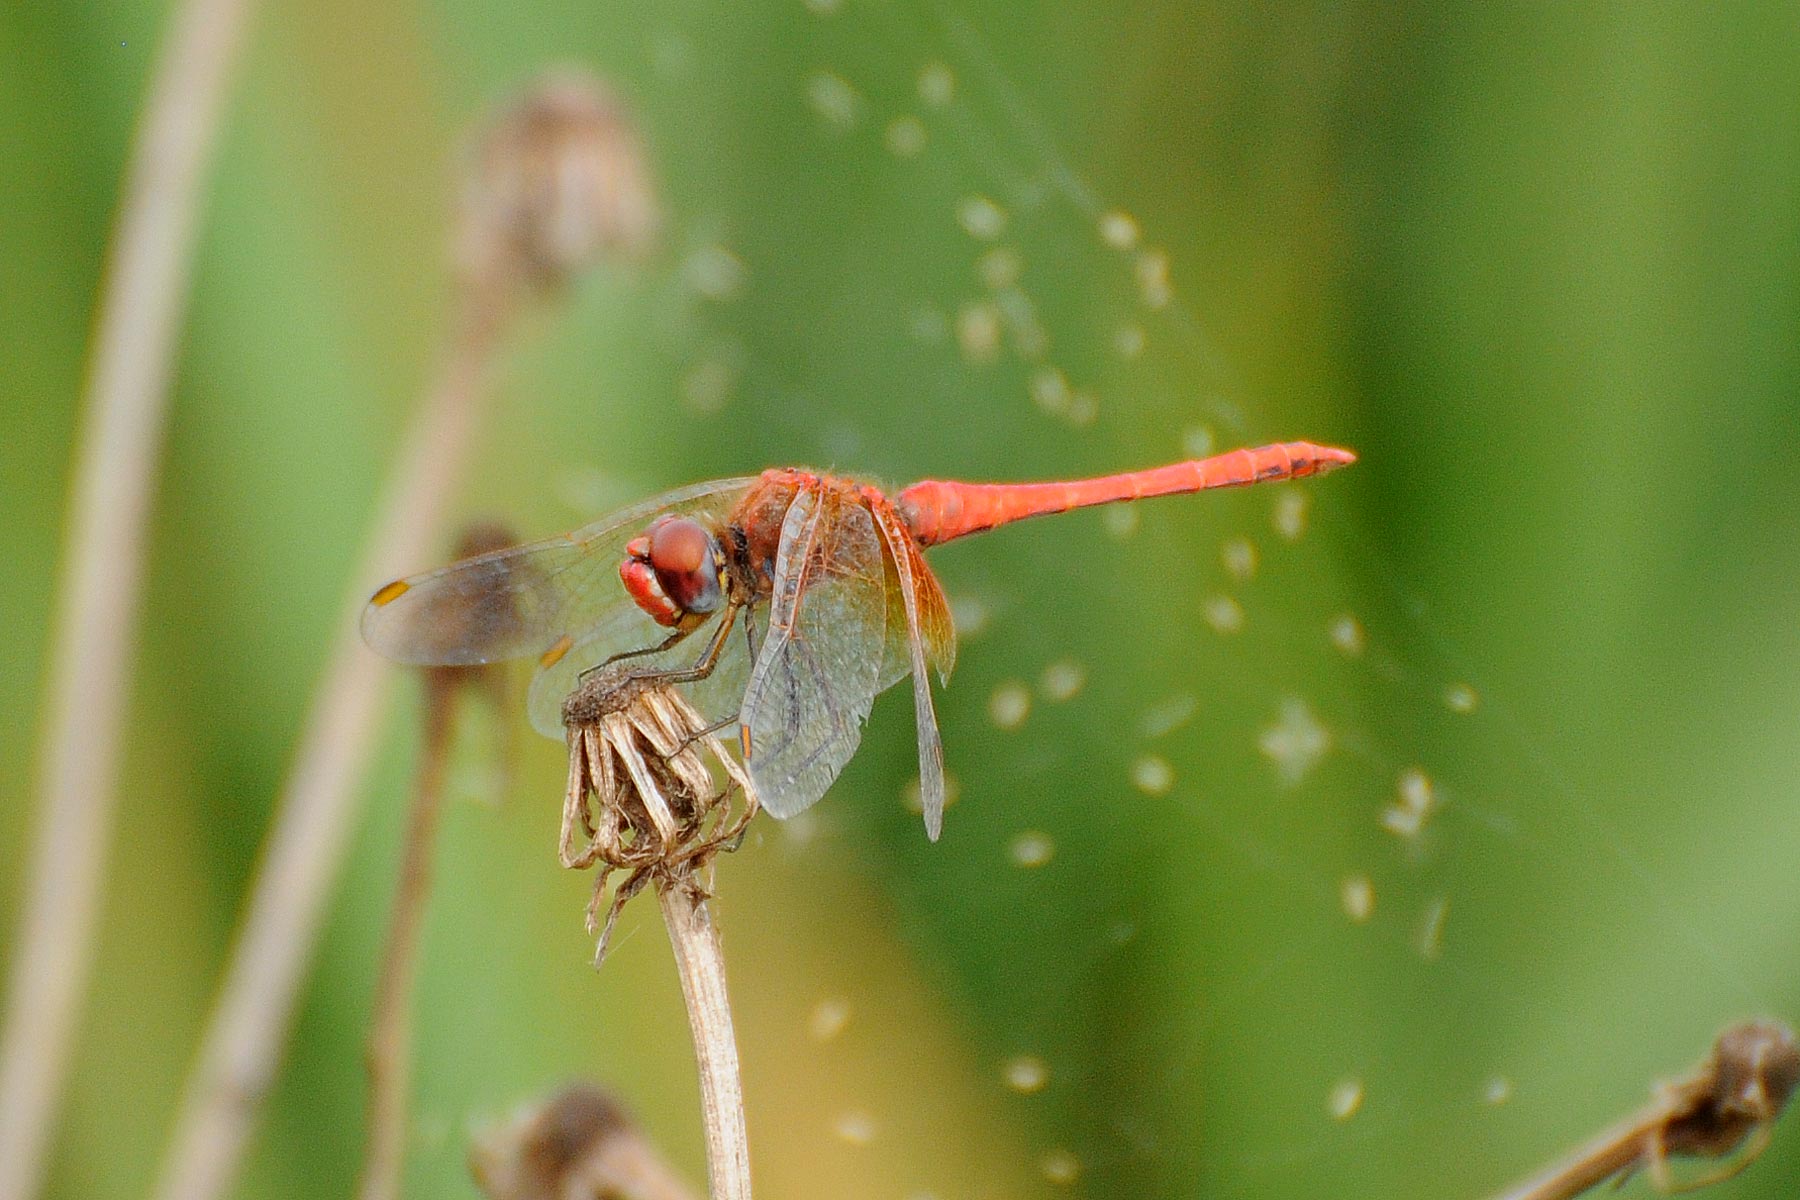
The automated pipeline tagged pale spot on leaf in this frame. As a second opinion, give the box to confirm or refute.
[988,681,1031,730]
[1040,1149,1081,1185]
[1329,1079,1365,1121]
[1098,210,1140,249]
[809,998,851,1041]
[917,61,955,107]
[1329,614,1365,657]
[1203,594,1244,634]
[1009,830,1054,867]
[1272,491,1309,541]
[832,1110,876,1146]
[1259,697,1330,785]
[1039,659,1085,701]
[805,72,860,129]
[884,115,926,156]
[1131,755,1174,796]
[957,195,1007,240]
[1003,1055,1049,1092]
[1221,536,1257,582]
[1340,874,1375,923]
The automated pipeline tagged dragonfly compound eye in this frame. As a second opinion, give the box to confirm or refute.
[647,516,724,616]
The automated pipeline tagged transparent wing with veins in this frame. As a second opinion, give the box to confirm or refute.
[740,487,889,819]
[871,507,957,838]
[360,477,756,737]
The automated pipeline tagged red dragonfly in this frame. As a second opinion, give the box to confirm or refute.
[362,442,1354,839]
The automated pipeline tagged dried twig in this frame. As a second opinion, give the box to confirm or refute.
[561,671,757,1200]
[658,881,751,1200]
[1491,1020,1800,1200]
[0,1,255,1196]
[470,1083,698,1200]
[356,524,513,1200]
[153,71,658,1200]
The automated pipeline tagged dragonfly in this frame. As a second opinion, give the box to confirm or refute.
[362,441,1354,839]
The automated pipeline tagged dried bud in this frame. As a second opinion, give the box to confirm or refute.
[1662,1020,1800,1161]
[470,1084,697,1200]
[458,69,659,294]
[561,667,756,963]
[1493,1019,1800,1200]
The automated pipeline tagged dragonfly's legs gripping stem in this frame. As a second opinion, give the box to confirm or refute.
[616,600,742,689]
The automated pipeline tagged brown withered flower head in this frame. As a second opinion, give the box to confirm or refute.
[470,1083,696,1200]
[458,68,660,296]
[1651,1020,1800,1177]
[561,666,757,964]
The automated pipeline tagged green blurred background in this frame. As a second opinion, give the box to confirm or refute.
[4,1,1800,1197]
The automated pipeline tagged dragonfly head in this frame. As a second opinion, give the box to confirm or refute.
[620,516,725,629]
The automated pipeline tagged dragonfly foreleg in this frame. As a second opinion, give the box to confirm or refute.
[627,601,740,687]
[582,623,696,682]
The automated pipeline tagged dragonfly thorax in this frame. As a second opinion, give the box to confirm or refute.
[619,515,726,628]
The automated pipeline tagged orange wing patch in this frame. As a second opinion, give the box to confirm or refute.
[370,578,411,606]
[538,634,575,669]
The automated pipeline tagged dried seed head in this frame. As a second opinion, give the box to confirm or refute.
[470,1083,695,1200]
[561,666,756,963]
[1495,1019,1800,1200]
[1663,1020,1800,1160]
[458,69,659,295]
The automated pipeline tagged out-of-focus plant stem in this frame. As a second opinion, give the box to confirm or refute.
[354,677,457,1200]
[356,521,511,1200]
[148,67,658,1200]
[0,0,255,1196]
[149,295,504,1200]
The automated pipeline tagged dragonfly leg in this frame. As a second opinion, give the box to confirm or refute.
[669,712,740,759]
[581,623,695,681]
[624,601,740,687]
[742,603,761,663]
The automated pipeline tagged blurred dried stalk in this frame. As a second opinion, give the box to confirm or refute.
[153,69,660,1200]
[1491,1020,1799,1200]
[562,670,757,1200]
[470,1083,697,1200]
[0,0,256,1197]
[357,523,515,1200]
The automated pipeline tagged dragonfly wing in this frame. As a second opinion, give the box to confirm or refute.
[871,508,957,839]
[875,536,955,690]
[361,478,755,724]
[740,488,887,819]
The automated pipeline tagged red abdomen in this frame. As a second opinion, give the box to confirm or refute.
[896,441,1355,547]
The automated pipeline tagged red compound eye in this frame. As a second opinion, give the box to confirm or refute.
[648,517,723,615]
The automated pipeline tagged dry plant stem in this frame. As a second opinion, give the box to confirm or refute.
[658,880,751,1200]
[1496,1111,1681,1200]
[0,0,255,1196]
[560,675,756,1200]
[151,299,503,1200]
[354,687,457,1200]
[1491,1020,1800,1200]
